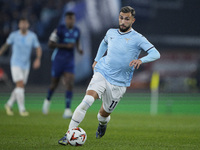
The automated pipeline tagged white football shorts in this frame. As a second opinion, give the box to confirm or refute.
[11,66,29,84]
[87,72,126,113]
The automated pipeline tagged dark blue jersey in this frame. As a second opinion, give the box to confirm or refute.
[51,25,80,77]
[52,25,80,60]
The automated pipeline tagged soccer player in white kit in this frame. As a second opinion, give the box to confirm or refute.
[0,18,42,116]
[58,6,160,145]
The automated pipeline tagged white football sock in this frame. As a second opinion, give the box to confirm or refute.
[69,95,94,129]
[7,88,17,107]
[97,113,111,125]
[15,87,25,112]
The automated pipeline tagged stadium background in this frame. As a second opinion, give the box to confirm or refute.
[1,0,200,93]
[0,0,200,149]
[0,0,200,113]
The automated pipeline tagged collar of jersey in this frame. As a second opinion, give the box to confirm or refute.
[117,28,133,35]
[18,30,29,36]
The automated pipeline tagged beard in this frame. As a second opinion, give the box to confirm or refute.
[20,28,28,34]
[119,24,131,32]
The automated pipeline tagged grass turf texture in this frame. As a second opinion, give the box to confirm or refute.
[0,93,200,150]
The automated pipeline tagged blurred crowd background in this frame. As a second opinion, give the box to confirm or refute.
[0,0,67,42]
[0,0,200,93]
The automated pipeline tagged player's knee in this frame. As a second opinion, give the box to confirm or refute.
[50,82,58,90]
[99,105,110,117]
[50,85,56,90]
[97,113,111,125]
[65,78,74,87]
[16,81,24,88]
[78,95,95,111]
[66,82,74,90]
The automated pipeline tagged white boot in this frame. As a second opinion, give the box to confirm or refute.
[4,104,14,116]
[19,111,29,117]
[63,108,73,119]
[42,99,51,115]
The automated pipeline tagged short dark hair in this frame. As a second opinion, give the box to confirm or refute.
[120,6,135,17]
[65,11,75,16]
[18,17,29,23]
[19,17,29,22]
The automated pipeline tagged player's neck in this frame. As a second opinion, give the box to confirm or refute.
[66,25,74,29]
[119,27,133,34]
[20,30,28,35]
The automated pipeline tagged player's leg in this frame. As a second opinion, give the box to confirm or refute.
[42,77,60,114]
[68,72,106,129]
[10,67,29,116]
[47,77,60,100]
[5,67,28,116]
[96,82,126,138]
[96,104,111,138]
[58,90,98,145]
[6,90,16,106]
[5,89,17,116]
[68,90,98,129]
[5,67,18,115]
[17,68,29,116]
[42,60,62,114]
[15,80,28,116]
[58,72,106,145]
[62,72,74,118]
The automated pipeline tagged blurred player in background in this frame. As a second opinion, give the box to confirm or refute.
[0,18,42,117]
[42,12,83,118]
[58,6,160,145]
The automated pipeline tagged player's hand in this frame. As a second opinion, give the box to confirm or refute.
[54,43,75,49]
[92,61,97,70]
[78,49,83,55]
[65,43,75,49]
[33,58,41,69]
[0,43,10,56]
[129,59,142,69]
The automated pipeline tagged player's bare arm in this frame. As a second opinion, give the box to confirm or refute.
[0,43,10,56]
[129,59,142,69]
[48,41,75,49]
[33,47,42,69]
[92,61,97,70]
[76,38,83,55]
[48,29,76,50]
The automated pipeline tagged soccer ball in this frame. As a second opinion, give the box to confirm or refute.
[66,127,87,146]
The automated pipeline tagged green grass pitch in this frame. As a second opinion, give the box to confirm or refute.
[0,93,200,150]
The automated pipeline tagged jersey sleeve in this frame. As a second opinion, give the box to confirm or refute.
[56,25,62,38]
[94,30,109,61]
[138,35,160,63]
[103,29,109,44]
[33,34,40,48]
[6,32,15,45]
[138,36,154,52]
[139,47,160,63]
[94,39,108,62]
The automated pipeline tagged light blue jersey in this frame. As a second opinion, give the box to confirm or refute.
[6,30,40,69]
[94,28,160,87]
